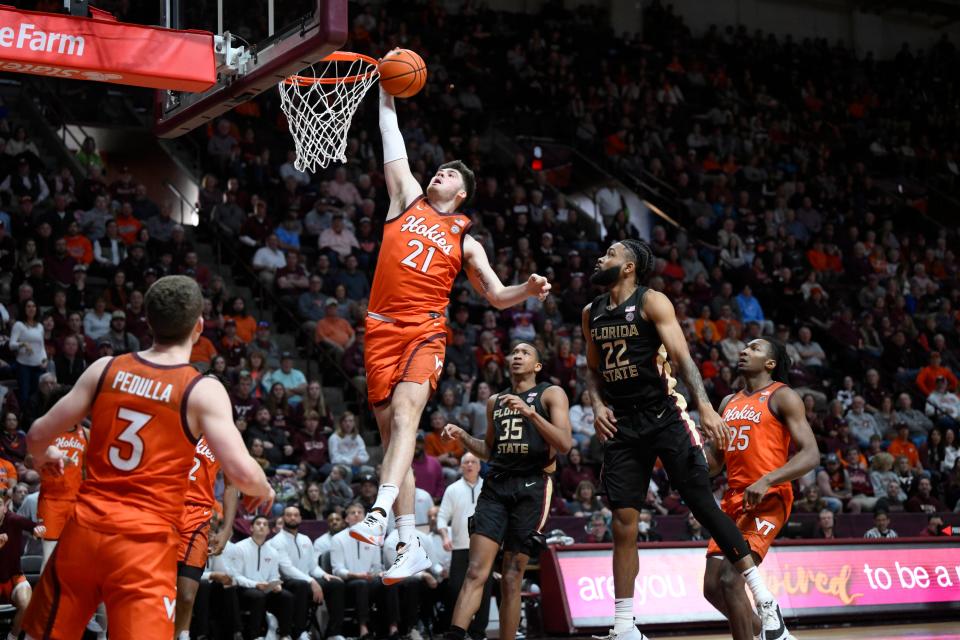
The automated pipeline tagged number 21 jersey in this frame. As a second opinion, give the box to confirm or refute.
[369,196,471,321]
[77,353,203,535]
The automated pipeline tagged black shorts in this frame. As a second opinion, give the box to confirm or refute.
[470,473,552,556]
[600,399,708,511]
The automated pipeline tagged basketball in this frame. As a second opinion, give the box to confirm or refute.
[378,48,427,98]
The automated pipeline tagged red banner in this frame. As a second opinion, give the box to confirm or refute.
[0,5,215,92]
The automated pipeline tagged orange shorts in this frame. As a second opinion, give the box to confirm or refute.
[37,498,77,541]
[706,489,791,560]
[178,504,213,569]
[24,520,179,640]
[364,313,447,405]
[0,574,27,603]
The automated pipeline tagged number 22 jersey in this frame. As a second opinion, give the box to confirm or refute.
[76,353,203,535]
[369,195,471,321]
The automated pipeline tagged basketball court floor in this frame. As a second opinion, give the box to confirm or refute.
[673,621,959,639]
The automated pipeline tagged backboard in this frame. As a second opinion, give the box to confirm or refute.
[153,0,348,138]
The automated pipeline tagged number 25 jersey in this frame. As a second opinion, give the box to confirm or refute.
[77,353,203,535]
[369,196,471,321]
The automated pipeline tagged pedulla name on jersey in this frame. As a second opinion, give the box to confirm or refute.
[110,370,173,403]
[400,215,454,254]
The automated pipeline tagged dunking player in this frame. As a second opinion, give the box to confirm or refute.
[582,240,790,640]
[349,84,551,581]
[23,276,273,640]
[702,340,817,640]
[440,342,571,640]
[174,436,239,640]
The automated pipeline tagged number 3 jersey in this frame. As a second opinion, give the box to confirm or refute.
[588,286,676,412]
[720,382,793,501]
[77,353,203,535]
[489,382,555,475]
[369,195,471,322]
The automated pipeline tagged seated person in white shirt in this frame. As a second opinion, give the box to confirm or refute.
[330,502,394,640]
[383,526,441,638]
[191,516,243,639]
[313,509,346,557]
[231,515,296,640]
[270,506,347,640]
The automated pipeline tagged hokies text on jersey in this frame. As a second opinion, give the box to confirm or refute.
[195,439,216,463]
[399,215,456,255]
[722,405,764,424]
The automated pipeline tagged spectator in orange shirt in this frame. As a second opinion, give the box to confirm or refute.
[915,351,958,396]
[115,201,142,245]
[64,220,93,265]
[0,458,16,494]
[224,296,257,342]
[693,305,719,342]
[424,411,463,481]
[888,424,923,472]
[315,299,355,356]
[190,333,219,365]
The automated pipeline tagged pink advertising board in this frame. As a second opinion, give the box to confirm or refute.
[540,540,960,632]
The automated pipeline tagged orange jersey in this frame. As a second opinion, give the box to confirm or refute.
[75,353,202,535]
[369,196,471,320]
[39,426,87,501]
[720,382,793,501]
[185,436,220,508]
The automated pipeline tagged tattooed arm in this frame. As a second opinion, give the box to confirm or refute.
[463,234,550,309]
[644,290,730,449]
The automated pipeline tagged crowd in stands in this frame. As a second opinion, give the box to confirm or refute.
[0,0,958,636]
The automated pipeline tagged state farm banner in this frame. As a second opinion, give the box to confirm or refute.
[0,5,215,91]
[540,540,960,633]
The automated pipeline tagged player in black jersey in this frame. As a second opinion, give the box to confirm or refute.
[583,239,792,640]
[440,342,571,640]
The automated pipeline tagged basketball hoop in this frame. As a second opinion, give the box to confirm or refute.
[278,51,379,172]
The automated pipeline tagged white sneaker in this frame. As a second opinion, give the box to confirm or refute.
[407,628,424,640]
[757,600,793,640]
[298,632,312,640]
[349,511,386,546]
[382,538,432,585]
[328,636,346,640]
[591,626,650,640]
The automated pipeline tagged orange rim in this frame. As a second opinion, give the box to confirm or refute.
[283,51,380,86]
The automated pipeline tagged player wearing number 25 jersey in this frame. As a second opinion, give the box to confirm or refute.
[23,276,272,640]
[702,339,818,640]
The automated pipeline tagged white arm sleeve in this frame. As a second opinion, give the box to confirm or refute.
[379,88,407,165]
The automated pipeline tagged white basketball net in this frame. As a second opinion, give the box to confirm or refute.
[278,54,379,173]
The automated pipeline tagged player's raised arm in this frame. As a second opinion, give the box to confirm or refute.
[743,387,819,508]
[644,289,729,449]
[188,377,272,499]
[463,235,550,309]
[26,356,110,467]
[380,86,423,219]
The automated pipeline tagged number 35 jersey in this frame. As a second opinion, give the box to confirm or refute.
[720,382,793,501]
[77,353,203,535]
[489,382,555,476]
[369,195,471,322]
[588,286,673,412]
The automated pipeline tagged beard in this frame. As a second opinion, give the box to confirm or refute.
[590,264,622,287]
